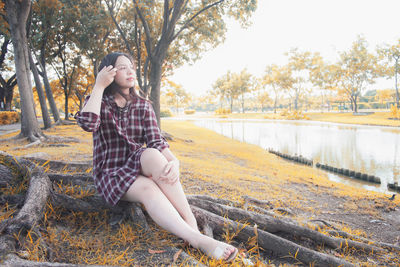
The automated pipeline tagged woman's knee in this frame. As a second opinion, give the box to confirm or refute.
[140,148,167,178]
[141,148,164,162]
[123,176,160,203]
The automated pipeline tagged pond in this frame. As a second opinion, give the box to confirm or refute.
[185,118,400,194]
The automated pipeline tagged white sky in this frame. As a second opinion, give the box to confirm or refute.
[170,0,400,96]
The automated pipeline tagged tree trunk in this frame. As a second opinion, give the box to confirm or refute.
[4,78,16,111]
[241,93,244,113]
[5,0,43,141]
[149,58,163,126]
[64,92,69,120]
[349,98,354,112]
[29,49,52,129]
[0,87,4,110]
[354,96,358,113]
[39,56,61,123]
[395,57,399,108]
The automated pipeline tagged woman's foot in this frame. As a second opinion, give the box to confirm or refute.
[197,236,238,262]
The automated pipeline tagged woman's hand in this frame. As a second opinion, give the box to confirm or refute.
[94,65,117,90]
[159,160,180,185]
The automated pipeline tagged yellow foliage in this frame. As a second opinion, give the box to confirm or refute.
[214,108,231,115]
[0,111,20,125]
[160,108,173,117]
[184,109,195,115]
[283,110,310,120]
[204,111,400,127]
[280,109,289,116]
[390,104,400,119]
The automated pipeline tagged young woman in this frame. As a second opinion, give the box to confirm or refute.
[75,52,238,262]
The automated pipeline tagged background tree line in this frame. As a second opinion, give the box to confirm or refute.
[198,36,400,114]
[1,0,257,141]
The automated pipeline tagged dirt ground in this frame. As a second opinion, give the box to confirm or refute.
[1,120,400,266]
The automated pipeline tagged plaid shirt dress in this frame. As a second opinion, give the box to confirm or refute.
[75,94,169,206]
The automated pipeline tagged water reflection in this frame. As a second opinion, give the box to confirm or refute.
[193,119,400,193]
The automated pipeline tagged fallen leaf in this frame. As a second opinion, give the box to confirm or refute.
[173,249,182,263]
[148,248,166,254]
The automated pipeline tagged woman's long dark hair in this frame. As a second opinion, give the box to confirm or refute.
[98,52,146,102]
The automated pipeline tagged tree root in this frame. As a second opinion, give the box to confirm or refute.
[0,154,397,266]
[22,139,42,148]
[21,157,92,172]
[243,194,274,209]
[188,196,383,254]
[192,206,354,267]
[0,156,50,259]
[43,135,81,143]
[2,134,80,151]
[327,230,400,252]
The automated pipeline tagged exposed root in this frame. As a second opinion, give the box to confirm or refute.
[23,139,42,148]
[188,197,384,254]
[192,206,354,267]
[0,153,397,266]
[59,120,76,125]
[44,135,81,143]
[0,155,50,260]
[243,195,273,209]
[21,158,92,172]
[327,230,400,252]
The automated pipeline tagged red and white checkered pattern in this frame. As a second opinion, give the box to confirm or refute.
[75,94,169,206]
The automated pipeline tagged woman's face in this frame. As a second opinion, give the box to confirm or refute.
[113,56,136,90]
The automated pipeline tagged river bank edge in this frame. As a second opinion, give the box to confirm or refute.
[169,110,400,128]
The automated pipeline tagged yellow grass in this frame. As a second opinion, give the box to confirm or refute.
[1,119,398,266]
[305,111,400,127]
[209,111,400,127]
[0,124,93,162]
[162,120,392,202]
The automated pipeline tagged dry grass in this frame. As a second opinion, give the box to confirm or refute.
[0,111,19,125]
[0,120,399,266]
[0,124,93,162]
[206,110,400,127]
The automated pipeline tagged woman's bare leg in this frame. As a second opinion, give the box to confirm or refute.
[140,148,199,232]
[123,176,237,260]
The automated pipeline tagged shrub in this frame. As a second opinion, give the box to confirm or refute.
[184,109,195,115]
[160,109,173,117]
[215,108,231,115]
[390,104,400,119]
[358,103,371,109]
[285,110,309,120]
[0,111,20,125]
[280,109,289,116]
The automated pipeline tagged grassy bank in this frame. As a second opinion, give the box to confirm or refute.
[0,120,399,265]
[195,111,400,127]
[162,120,393,201]
[0,120,396,214]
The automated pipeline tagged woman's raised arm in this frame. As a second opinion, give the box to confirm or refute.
[81,65,117,115]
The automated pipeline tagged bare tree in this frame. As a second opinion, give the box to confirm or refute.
[5,0,44,141]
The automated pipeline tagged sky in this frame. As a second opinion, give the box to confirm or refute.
[170,0,400,97]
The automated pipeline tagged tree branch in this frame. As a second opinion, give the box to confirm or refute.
[132,0,153,59]
[161,0,170,37]
[105,0,134,57]
[172,0,224,41]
